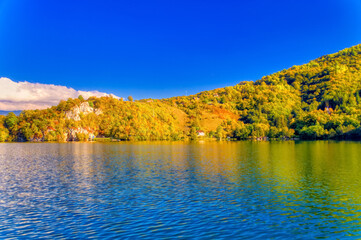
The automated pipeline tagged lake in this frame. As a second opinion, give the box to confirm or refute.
[0,141,361,239]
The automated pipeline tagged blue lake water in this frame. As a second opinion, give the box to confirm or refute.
[0,141,361,239]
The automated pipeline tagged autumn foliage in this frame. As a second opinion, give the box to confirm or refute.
[2,44,361,141]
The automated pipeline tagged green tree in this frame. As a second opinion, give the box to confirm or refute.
[5,112,18,129]
[215,126,224,140]
[189,127,197,140]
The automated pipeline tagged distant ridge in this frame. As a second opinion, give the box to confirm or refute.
[0,110,21,116]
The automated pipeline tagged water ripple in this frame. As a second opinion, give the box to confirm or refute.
[0,142,361,239]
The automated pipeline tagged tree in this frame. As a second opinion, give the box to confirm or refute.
[215,126,224,140]
[0,128,9,142]
[189,127,197,140]
[5,112,18,131]
[299,124,326,139]
[128,96,133,102]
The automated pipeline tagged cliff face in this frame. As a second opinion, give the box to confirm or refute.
[63,102,100,141]
[65,102,102,121]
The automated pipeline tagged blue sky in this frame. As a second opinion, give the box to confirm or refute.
[0,0,361,102]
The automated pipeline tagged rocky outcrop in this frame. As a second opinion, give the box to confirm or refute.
[67,127,95,141]
[65,102,103,121]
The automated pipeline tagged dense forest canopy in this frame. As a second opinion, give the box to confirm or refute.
[2,44,361,142]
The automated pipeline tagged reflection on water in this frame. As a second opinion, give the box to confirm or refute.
[0,141,361,238]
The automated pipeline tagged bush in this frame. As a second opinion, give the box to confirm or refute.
[76,133,88,141]
[299,124,326,139]
[0,128,9,142]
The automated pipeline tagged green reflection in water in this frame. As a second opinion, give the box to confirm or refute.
[2,141,360,237]
[248,141,361,235]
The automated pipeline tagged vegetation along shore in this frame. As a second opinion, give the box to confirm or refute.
[2,44,361,142]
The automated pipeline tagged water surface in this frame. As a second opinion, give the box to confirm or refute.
[0,141,361,239]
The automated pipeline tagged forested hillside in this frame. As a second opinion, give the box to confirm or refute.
[1,44,361,142]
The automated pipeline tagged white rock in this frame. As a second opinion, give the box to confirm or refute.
[65,102,103,121]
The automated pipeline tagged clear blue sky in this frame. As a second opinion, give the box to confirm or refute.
[0,0,360,100]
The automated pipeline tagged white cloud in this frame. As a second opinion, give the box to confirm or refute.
[0,77,118,111]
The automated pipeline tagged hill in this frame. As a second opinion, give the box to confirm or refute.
[1,44,361,142]
[0,111,21,116]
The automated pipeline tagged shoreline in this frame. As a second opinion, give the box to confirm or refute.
[1,138,361,143]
